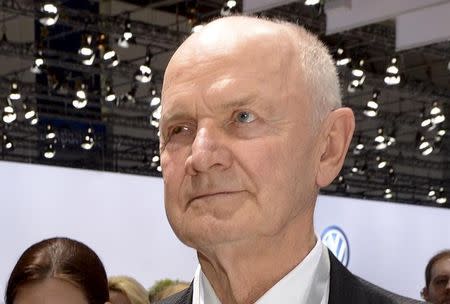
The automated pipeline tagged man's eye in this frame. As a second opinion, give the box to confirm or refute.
[235,111,256,123]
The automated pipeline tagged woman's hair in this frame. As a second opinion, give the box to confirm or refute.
[5,237,110,304]
[148,279,190,302]
[108,276,149,304]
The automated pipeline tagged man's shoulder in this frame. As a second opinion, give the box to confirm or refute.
[328,250,422,304]
[154,285,193,304]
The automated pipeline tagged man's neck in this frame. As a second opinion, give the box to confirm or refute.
[197,221,316,304]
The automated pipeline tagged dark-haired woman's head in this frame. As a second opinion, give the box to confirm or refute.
[5,237,110,304]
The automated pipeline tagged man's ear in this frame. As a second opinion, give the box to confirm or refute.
[316,107,355,188]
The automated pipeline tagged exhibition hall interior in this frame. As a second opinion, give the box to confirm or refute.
[0,0,449,302]
[0,0,448,208]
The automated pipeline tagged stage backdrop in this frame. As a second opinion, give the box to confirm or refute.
[1,160,449,300]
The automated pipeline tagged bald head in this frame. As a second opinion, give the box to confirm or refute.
[163,16,341,125]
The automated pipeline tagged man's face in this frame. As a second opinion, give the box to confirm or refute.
[160,22,323,251]
[424,257,450,304]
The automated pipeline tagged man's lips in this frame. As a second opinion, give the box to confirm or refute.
[188,191,245,203]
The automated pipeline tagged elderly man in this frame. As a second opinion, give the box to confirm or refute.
[422,250,450,303]
[157,16,420,304]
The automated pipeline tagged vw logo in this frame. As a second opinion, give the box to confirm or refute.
[321,226,350,267]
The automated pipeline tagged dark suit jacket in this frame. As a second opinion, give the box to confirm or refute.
[156,250,422,304]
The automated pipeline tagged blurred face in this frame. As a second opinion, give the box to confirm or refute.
[160,21,322,251]
[424,257,450,304]
[14,278,88,304]
[109,290,131,304]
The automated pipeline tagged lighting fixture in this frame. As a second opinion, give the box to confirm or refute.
[353,136,364,155]
[351,59,365,77]
[436,187,447,204]
[81,128,95,150]
[105,84,116,102]
[221,0,237,16]
[102,38,120,67]
[437,129,446,137]
[375,129,385,142]
[305,0,320,5]
[44,143,56,159]
[117,18,135,48]
[79,34,94,57]
[363,90,380,117]
[384,56,401,85]
[39,2,59,26]
[121,86,137,104]
[375,155,388,169]
[384,188,393,199]
[2,104,17,124]
[417,133,433,156]
[30,50,45,74]
[45,125,56,140]
[23,104,36,120]
[135,49,153,83]
[30,113,39,125]
[157,165,162,172]
[73,83,88,109]
[150,116,160,128]
[149,85,161,106]
[2,134,13,150]
[335,48,351,66]
[8,81,21,101]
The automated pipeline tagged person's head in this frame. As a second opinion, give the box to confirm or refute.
[148,279,190,302]
[108,276,149,304]
[160,16,354,252]
[422,250,450,304]
[5,237,110,304]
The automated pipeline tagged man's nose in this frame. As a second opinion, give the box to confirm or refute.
[185,123,232,175]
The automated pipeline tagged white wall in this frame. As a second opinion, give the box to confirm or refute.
[0,161,197,300]
[1,160,449,301]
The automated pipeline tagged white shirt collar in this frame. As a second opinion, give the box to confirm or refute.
[192,240,330,304]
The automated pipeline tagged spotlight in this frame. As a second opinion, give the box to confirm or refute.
[23,104,36,120]
[417,133,433,156]
[81,128,95,150]
[103,47,119,67]
[79,34,94,57]
[376,155,387,169]
[384,56,401,85]
[305,0,320,5]
[436,187,447,204]
[363,90,379,117]
[44,143,56,159]
[2,105,17,124]
[117,18,135,48]
[121,86,137,104]
[437,129,446,137]
[8,81,21,101]
[374,128,387,150]
[157,165,162,172]
[351,160,366,175]
[221,0,237,16]
[73,83,88,109]
[336,48,351,66]
[30,114,39,125]
[384,188,393,199]
[45,125,56,140]
[351,59,365,77]
[30,50,46,74]
[39,2,59,26]
[105,84,116,102]
[353,136,364,155]
[149,85,161,106]
[2,134,13,151]
[135,49,153,83]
